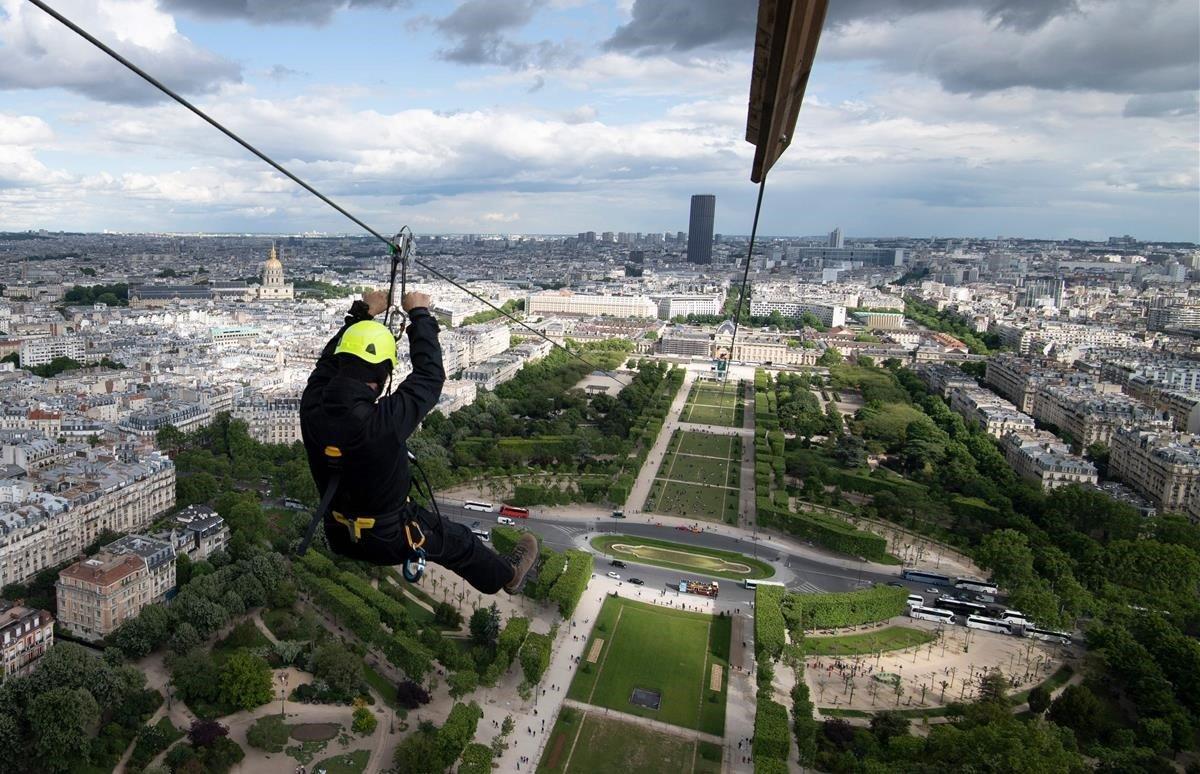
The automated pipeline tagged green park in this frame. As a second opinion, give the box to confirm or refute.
[681,381,743,428]
[648,430,742,523]
[590,534,775,581]
[538,709,721,774]
[566,597,731,736]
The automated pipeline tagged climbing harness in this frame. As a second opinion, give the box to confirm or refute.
[296,445,344,556]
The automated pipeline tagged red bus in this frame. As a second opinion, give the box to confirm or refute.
[499,505,530,519]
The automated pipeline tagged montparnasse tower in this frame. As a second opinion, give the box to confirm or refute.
[257,243,294,301]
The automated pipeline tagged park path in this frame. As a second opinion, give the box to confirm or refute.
[737,381,757,534]
[625,368,694,515]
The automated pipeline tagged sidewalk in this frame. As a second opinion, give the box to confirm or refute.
[626,368,694,515]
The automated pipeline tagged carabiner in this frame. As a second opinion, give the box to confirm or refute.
[403,546,426,582]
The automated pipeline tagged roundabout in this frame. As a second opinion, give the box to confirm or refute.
[591,534,776,581]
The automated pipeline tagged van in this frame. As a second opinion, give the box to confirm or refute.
[497,516,516,526]
[906,595,924,607]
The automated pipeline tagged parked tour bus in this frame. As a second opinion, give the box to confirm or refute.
[499,504,530,519]
[464,501,494,512]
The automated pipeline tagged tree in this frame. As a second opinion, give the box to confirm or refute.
[352,704,378,735]
[1027,684,1052,715]
[188,718,229,748]
[395,680,431,709]
[469,604,501,648]
[975,529,1035,589]
[29,687,100,773]
[448,670,479,699]
[311,643,363,700]
[817,347,843,367]
[219,651,273,711]
[168,623,202,656]
[156,424,187,454]
[869,710,910,745]
[1048,684,1106,743]
[976,669,1009,707]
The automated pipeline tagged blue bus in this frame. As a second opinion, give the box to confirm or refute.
[901,569,952,586]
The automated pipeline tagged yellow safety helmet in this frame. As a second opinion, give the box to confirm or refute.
[334,320,397,367]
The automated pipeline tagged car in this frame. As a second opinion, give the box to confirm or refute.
[606,571,621,580]
[610,560,626,568]
[628,578,644,585]
[471,521,481,529]
[886,581,904,587]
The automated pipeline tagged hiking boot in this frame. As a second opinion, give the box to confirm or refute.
[504,534,539,594]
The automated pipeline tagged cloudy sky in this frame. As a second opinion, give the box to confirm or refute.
[0,0,1196,239]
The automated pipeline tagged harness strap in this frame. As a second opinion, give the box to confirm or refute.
[296,445,343,555]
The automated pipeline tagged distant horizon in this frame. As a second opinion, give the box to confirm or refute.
[4,229,1197,248]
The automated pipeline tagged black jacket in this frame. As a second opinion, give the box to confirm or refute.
[300,302,445,517]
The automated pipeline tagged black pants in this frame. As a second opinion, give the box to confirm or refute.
[324,501,513,593]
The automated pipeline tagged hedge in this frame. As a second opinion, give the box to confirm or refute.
[781,585,907,631]
[791,677,817,765]
[497,616,530,669]
[548,549,593,617]
[829,469,926,497]
[458,742,494,774]
[337,571,411,632]
[297,549,338,578]
[753,697,791,761]
[754,585,787,661]
[437,701,483,770]
[519,631,552,684]
[298,569,381,642]
[526,548,566,600]
[757,503,888,560]
[382,631,434,680]
[754,759,790,774]
[491,525,523,557]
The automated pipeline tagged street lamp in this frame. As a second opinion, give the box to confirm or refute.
[278,671,289,717]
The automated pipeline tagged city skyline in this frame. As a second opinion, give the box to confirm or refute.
[0,0,1195,240]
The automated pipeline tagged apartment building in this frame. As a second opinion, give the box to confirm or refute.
[431,379,478,417]
[165,505,229,560]
[915,363,976,397]
[1000,431,1098,490]
[0,493,73,589]
[1032,384,1168,449]
[0,601,54,677]
[748,298,848,328]
[56,553,149,641]
[463,355,523,391]
[948,385,1036,438]
[38,452,176,550]
[712,332,818,366]
[18,335,85,367]
[984,354,1068,413]
[1110,427,1200,513]
[652,294,722,320]
[121,402,213,436]
[459,323,510,367]
[658,329,713,358]
[232,396,301,445]
[526,291,658,319]
[103,534,176,604]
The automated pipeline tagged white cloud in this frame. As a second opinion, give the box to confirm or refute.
[0,0,240,104]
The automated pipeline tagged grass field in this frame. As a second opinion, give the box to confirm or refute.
[538,710,705,774]
[591,534,775,580]
[804,626,935,656]
[680,382,743,428]
[651,430,740,524]
[567,597,730,735]
[310,750,369,774]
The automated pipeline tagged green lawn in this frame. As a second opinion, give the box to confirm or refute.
[677,432,734,458]
[804,626,935,656]
[311,749,369,774]
[652,431,741,524]
[363,663,399,709]
[567,597,730,735]
[681,383,743,428]
[652,479,736,524]
[663,453,730,486]
[538,709,700,774]
[591,534,775,580]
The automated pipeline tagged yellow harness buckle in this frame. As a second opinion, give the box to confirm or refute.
[332,511,375,542]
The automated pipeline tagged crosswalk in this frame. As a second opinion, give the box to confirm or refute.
[791,580,823,594]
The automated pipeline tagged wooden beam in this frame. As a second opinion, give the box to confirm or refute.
[746,0,829,182]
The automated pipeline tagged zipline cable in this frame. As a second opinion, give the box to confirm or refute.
[26,0,629,388]
[722,176,768,396]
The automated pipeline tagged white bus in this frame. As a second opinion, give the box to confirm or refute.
[463,501,494,512]
[965,615,1014,635]
[999,610,1030,626]
[906,594,924,607]
[744,579,787,590]
[909,606,954,624]
[954,577,999,595]
[471,528,491,541]
[1025,627,1072,645]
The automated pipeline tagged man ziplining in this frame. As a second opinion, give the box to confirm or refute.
[299,289,539,594]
